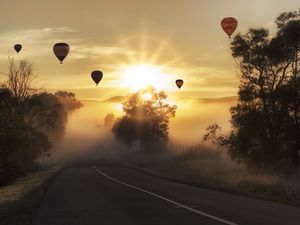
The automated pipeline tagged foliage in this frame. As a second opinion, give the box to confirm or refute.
[224,9,300,167]
[0,59,82,185]
[203,124,224,146]
[0,88,50,184]
[55,91,83,112]
[112,86,177,151]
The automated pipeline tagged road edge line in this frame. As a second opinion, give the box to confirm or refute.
[94,167,238,225]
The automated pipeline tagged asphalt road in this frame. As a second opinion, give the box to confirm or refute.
[34,159,300,225]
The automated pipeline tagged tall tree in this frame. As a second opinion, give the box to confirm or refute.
[226,9,300,166]
[0,59,82,185]
[112,86,177,151]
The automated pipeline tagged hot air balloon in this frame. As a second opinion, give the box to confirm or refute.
[175,79,184,89]
[53,43,69,64]
[221,17,238,38]
[14,44,22,53]
[91,70,103,86]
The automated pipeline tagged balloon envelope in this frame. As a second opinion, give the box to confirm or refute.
[91,70,103,85]
[221,17,238,38]
[14,44,22,53]
[53,43,69,64]
[175,79,184,89]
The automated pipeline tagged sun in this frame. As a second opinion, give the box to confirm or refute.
[104,34,183,92]
[141,92,152,101]
[120,64,171,91]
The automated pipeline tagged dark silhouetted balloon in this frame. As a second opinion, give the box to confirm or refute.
[221,17,238,38]
[53,43,69,64]
[91,70,103,86]
[175,79,184,89]
[14,44,22,53]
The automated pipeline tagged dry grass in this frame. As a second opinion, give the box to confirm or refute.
[0,166,60,225]
[122,146,300,207]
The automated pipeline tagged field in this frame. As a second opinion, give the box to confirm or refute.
[120,145,300,207]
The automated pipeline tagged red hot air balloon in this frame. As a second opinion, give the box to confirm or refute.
[175,79,184,89]
[91,70,103,86]
[221,17,238,38]
[53,43,69,64]
[14,44,22,53]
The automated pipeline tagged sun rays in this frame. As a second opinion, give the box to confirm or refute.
[120,64,169,91]
[102,34,184,92]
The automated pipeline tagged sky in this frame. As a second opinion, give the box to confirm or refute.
[1,0,299,99]
[0,0,299,144]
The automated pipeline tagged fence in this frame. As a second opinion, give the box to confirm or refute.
[167,142,191,152]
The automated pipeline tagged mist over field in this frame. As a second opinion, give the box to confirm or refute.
[52,100,111,154]
[54,96,236,154]
[169,97,236,144]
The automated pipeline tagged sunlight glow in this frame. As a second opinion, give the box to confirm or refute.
[114,103,123,112]
[120,64,171,91]
[141,92,152,101]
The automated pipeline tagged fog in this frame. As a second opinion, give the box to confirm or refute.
[53,97,236,156]
[169,98,236,145]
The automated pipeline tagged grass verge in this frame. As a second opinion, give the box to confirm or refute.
[120,147,300,207]
[0,166,61,225]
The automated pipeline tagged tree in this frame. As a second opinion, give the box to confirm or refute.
[55,91,83,112]
[104,113,115,130]
[225,9,300,167]
[0,59,82,185]
[112,86,177,151]
[26,92,67,143]
[0,88,51,184]
[7,58,37,101]
[203,124,223,147]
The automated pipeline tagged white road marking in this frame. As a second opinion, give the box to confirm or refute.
[94,167,238,225]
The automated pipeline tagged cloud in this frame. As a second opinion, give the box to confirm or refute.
[178,96,238,104]
[0,27,132,60]
[0,27,76,44]
[217,44,227,49]
[196,54,213,62]
[265,22,276,28]
[102,96,125,103]
[0,27,77,59]
[70,45,134,59]
[42,27,76,32]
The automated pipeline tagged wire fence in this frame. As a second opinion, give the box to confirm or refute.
[167,141,215,153]
[167,142,191,152]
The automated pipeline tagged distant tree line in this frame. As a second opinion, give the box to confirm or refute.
[104,113,115,130]
[207,9,300,167]
[0,59,82,185]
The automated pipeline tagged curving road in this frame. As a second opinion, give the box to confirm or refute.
[34,160,300,225]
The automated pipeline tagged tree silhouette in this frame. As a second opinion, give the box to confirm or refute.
[55,91,83,112]
[104,113,115,130]
[7,58,36,101]
[225,9,300,166]
[0,59,82,185]
[112,86,177,151]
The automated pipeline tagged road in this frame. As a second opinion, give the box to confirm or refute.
[34,159,300,225]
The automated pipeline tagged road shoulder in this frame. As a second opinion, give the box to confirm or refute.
[0,166,62,225]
